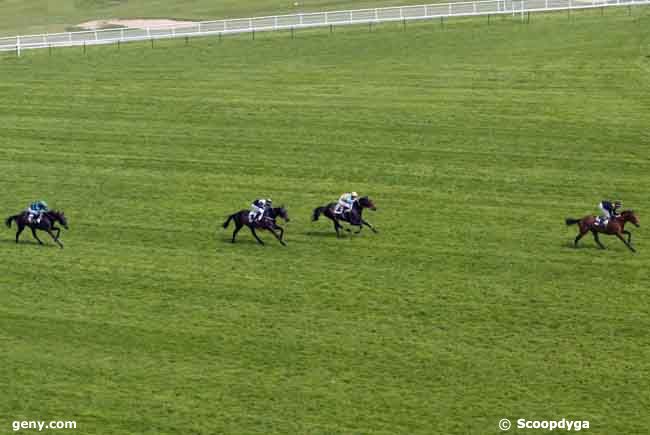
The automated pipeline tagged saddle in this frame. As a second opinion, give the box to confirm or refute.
[249,211,272,224]
[27,212,43,224]
[595,216,616,228]
[334,207,347,217]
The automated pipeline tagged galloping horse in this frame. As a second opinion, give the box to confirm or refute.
[312,196,378,237]
[222,206,290,246]
[5,210,69,249]
[566,210,639,252]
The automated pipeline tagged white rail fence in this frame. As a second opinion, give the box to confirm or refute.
[1,0,648,55]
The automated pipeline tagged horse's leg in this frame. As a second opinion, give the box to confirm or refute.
[30,227,44,245]
[52,226,61,240]
[250,227,265,245]
[615,232,636,253]
[623,230,632,244]
[274,224,285,241]
[47,229,64,249]
[333,219,345,237]
[591,231,606,249]
[362,219,378,233]
[574,229,587,247]
[333,221,340,237]
[269,228,286,246]
[16,223,25,243]
[231,223,243,243]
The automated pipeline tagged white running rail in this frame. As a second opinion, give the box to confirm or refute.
[1,0,648,55]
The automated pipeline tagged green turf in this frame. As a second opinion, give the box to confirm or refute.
[0,0,452,36]
[1,8,649,435]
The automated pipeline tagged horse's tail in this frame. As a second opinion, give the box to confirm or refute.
[222,213,236,229]
[313,206,327,221]
[565,217,580,226]
[5,215,16,228]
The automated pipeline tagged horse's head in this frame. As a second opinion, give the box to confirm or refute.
[49,210,69,229]
[273,206,290,222]
[357,196,377,211]
[621,210,639,227]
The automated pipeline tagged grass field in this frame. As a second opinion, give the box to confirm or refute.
[0,0,449,36]
[1,7,650,435]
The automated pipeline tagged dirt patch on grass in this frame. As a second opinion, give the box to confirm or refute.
[78,19,197,30]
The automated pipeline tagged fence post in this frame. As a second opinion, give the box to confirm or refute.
[120,28,124,41]
[94,30,98,41]
[69,32,72,43]
[16,35,21,57]
[198,22,202,33]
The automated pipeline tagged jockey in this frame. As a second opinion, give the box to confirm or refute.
[27,200,49,224]
[251,198,272,222]
[598,199,621,224]
[336,192,358,216]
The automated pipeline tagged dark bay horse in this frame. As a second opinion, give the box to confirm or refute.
[312,196,378,237]
[566,210,639,252]
[5,210,69,249]
[222,206,290,246]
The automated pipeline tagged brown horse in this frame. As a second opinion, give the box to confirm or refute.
[5,210,69,249]
[312,196,378,237]
[566,210,639,252]
[222,206,290,246]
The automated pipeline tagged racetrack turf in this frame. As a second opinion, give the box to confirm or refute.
[1,7,649,435]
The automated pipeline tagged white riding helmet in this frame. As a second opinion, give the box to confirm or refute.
[351,192,358,198]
